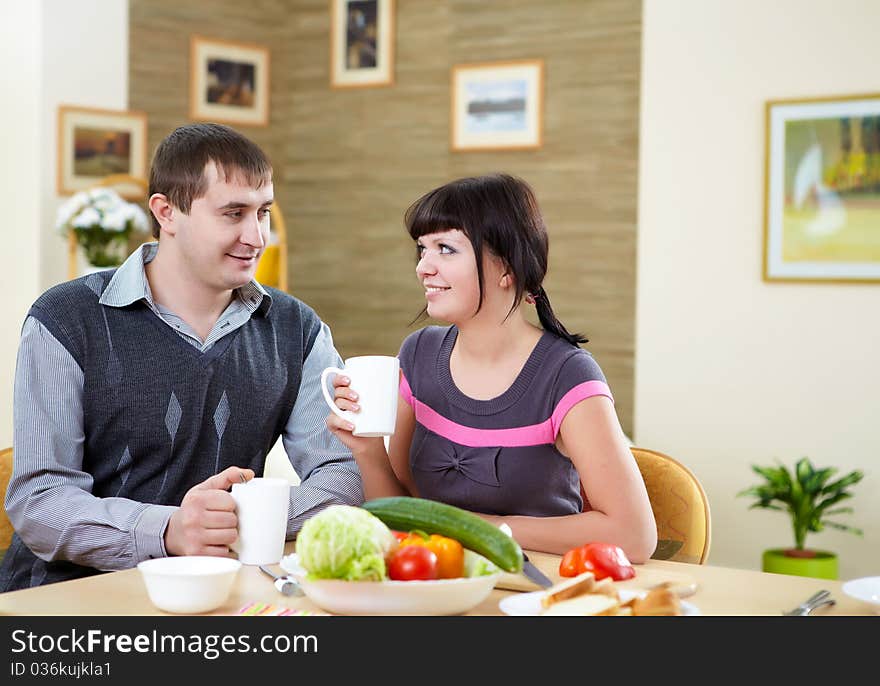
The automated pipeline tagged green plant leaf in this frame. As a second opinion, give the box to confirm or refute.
[752,464,791,490]
[804,467,835,495]
[815,492,852,514]
[823,470,864,493]
[747,503,784,512]
[823,521,863,536]
[795,457,814,486]
[741,457,862,550]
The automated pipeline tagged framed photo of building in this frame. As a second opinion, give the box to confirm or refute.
[451,59,544,152]
[190,36,270,126]
[764,93,880,283]
[331,0,394,88]
[56,105,148,196]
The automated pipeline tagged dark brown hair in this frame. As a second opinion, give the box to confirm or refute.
[147,123,272,237]
[404,173,587,345]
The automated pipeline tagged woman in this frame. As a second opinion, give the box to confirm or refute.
[326,174,656,561]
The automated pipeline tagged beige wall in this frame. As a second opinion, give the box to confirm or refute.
[637,0,880,578]
[0,0,129,447]
[40,0,130,292]
[0,3,43,447]
[129,0,642,436]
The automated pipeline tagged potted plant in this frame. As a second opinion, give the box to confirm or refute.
[56,187,150,270]
[738,456,863,579]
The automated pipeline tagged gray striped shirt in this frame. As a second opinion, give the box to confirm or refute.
[8,243,363,573]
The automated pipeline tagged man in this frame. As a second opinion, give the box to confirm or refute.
[0,123,363,591]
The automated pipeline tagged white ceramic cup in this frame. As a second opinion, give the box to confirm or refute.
[230,477,290,565]
[320,355,400,437]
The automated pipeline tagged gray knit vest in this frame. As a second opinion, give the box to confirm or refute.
[3,270,319,588]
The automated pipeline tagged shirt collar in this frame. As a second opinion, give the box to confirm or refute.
[99,242,273,315]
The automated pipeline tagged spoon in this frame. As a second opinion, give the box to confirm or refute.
[258,565,303,597]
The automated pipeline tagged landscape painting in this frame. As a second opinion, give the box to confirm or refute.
[764,93,880,282]
[451,60,544,152]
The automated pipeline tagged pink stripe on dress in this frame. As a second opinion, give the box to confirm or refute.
[403,379,613,447]
[399,372,414,406]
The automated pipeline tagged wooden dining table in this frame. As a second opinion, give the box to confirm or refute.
[0,543,871,616]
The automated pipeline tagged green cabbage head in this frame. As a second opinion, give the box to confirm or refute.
[296,505,394,581]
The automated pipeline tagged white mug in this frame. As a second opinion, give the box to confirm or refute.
[320,355,400,437]
[230,477,290,565]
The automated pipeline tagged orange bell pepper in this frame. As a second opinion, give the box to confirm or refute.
[399,530,465,579]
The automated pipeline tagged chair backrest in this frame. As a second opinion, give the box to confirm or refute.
[67,174,150,280]
[254,201,288,291]
[631,447,711,564]
[579,446,711,564]
[0,447,13,559]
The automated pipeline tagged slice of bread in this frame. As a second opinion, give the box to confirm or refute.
[541,593,621,616]
[629,584,683,616]
[540,571,598,608]
[591,577,618,598]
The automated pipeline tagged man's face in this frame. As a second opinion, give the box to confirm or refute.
[170,162,273,293]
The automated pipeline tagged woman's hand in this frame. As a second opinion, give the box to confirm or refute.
[325,373,409,499]
[324,373,385,456]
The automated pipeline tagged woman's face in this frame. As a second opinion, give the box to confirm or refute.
[415,229,507,323]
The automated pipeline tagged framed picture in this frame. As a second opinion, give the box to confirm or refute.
[764,93,880,283]
[57,105,148,196]
[451,59,544,152]
[330,0,394,88]
[190,36,270,126]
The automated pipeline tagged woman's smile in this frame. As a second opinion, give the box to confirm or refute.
[424,284,450,298]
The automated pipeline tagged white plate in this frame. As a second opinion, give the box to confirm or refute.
[842,576,880,614]
[499,589,700,616]
[280,551,500,616]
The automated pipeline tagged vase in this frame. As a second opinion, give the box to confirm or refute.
[762,548,838,579]
[75,227,130,269]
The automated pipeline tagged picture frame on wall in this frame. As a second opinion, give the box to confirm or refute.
[57,105,148,196]
[190,35,270,127]
[451,59,544,152]
[764,93,880,283]
[330,0,394,88]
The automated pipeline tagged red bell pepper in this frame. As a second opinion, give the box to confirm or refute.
[558,542,636,581]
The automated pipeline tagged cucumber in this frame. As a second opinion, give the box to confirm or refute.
[363,496,523,573]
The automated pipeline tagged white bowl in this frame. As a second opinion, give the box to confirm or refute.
[842,576,880,614]
[280,551,500,615]
[137,556,242,614]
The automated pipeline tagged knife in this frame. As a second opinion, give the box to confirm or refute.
[521,553,553,588]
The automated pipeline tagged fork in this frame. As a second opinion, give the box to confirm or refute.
[783,589,833,616]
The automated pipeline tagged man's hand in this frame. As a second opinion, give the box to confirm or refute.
[163,466,255,557]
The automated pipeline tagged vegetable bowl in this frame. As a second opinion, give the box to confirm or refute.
[280,550,501,615]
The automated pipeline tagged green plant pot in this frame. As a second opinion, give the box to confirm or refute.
[762,549,838,579]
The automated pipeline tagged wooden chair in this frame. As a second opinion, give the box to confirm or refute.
[0,447,14,562]
[580,446,712,564]
[632,447,711,564]
[254,201,289,291]
[67,174,150,280]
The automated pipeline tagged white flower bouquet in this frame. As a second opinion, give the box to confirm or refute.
[56,187,150,268]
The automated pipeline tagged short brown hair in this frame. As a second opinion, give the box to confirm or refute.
[148,123,272,237]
